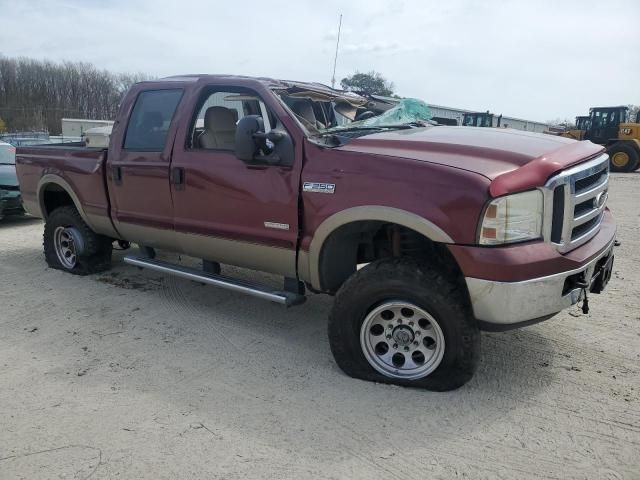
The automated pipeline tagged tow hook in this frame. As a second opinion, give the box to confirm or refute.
[575,279,590,314]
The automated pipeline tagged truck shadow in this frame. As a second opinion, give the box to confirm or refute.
[0,215,41,229]
[97,252,564,455]
[3,245,568,466]
[102,250,559,404]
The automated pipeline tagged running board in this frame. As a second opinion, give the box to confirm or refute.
[123,255,306,307]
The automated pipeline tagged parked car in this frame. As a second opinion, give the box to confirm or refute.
[0,141,24,219]
[15,75,616,390]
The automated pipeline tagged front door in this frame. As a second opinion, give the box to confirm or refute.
[106,87,183,248]
[170,85,300,277]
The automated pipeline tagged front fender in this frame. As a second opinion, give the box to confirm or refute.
[299,206,453,289]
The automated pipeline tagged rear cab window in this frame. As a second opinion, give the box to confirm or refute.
[124,89,183,151]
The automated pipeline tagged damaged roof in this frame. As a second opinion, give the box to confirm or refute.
[158,74,367,105]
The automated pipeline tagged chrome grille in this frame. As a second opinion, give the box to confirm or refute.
[543,154,609,253]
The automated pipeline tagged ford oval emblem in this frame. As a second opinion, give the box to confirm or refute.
[595,191,608,209]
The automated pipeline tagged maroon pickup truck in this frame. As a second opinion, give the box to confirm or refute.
[16,75,616,390]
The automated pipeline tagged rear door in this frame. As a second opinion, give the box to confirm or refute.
[106,87,183,247]
[169,83,301,277]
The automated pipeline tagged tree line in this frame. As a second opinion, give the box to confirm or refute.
[0,56,147,134]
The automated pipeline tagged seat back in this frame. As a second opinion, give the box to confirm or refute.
[291,100,317,125]
[198,106,237,149]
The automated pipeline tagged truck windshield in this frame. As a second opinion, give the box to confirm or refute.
[275,89,432,137]
[0,144,16,164]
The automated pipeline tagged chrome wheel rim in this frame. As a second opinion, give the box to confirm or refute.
[360,301,445,380]
[53,226,79,269]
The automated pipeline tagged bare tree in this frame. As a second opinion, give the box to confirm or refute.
[0,56,150,134]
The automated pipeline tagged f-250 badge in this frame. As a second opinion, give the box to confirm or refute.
[303,182,336,194]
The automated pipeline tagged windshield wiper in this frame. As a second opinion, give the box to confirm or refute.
[318,124,419,137]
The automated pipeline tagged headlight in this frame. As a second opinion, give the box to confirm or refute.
[478,190,543,245]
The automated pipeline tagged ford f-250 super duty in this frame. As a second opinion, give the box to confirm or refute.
[16,75,616,390]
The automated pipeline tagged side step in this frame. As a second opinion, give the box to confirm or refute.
[123,256,306,307]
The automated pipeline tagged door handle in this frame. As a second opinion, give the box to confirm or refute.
[171,167,185,189]
[112,165,123,185]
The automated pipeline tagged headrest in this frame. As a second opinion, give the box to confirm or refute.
[204,106,237,130]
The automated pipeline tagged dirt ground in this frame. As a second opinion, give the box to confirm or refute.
[0,174,638,480]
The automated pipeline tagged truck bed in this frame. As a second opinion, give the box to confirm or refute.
[15,145,114,235]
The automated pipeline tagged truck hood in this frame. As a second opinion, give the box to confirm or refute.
[337,126,605,195]
[0,164,19,187]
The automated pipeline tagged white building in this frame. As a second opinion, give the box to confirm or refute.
[428,103,549,133]
[61,118,114,139]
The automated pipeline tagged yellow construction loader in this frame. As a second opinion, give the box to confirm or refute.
[561,115,590,140]
[582,106,640,172]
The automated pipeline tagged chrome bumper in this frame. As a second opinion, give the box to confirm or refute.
[465,238,615,327]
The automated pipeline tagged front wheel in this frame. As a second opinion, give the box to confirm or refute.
[328,258,480,391]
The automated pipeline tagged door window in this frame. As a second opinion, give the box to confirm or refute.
[187,89,272,150]
[124,89,183,151]
[591,110,619,129]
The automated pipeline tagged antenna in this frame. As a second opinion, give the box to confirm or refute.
[331,14,343,89]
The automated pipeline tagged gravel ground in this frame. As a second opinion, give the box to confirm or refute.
[0,173,638,480]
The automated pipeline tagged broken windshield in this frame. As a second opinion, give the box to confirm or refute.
[324,98,433,133]
[274,87,432,138]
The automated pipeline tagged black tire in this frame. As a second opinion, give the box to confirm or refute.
[328,257,480,391]
[608,143,640,173]
[44,206,112,275]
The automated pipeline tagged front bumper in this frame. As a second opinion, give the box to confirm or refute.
[0,190,24,218]
[464,236,615,329]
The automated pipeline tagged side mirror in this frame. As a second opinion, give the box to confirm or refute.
[235,115,294,167]
[235,115,264,162]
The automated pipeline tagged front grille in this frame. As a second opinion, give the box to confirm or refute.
[574,166,608,193]
[571,213,603,240]
[544,154,609,253]
[550,185,565,243]
[573,199,594,217]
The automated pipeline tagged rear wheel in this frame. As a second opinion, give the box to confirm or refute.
[608,143,640,172]
[44,206,112,275]
[328,257,480,391]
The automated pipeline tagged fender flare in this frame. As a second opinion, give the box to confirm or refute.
[37,174,95,229]
[302,206,453,289]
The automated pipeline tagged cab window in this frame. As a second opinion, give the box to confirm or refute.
[187,88,272,150]
[124,89,183,151]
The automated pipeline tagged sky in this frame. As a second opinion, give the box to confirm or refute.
[1,0,638,123]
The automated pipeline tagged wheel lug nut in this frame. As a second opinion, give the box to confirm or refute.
[393,343,398,349]
[404,346,409,351]
[397,319,402,324]
[413,341,419,346]
[409,321,414,327]
[386,334,392,339]
[415,331,421,336]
